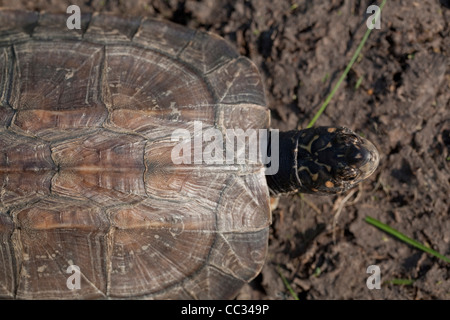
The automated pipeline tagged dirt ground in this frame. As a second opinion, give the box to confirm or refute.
[1,0,448,300]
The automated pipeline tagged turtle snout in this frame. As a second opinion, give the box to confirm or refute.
[356,137,380,180]
[343,134,379,181]
[330,129,379,190]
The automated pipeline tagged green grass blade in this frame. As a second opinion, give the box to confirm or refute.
[385,278,415,286]
[355,76,363,90]
[277,265,299,300]
[307,0,387,128]
[365,216,450,263]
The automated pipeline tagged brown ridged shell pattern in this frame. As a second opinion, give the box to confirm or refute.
[0,10,271,299]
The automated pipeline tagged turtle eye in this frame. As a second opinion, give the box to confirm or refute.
[338,168,359,181]
[343,134,360,146]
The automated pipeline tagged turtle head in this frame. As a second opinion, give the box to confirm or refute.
[266,127,379,195]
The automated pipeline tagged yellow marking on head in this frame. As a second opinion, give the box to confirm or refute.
[327,127,336,133]
[317,141,332,152]
[299,135,319,153]
[311,188,318,192]
[298,166,318,181]
[325,181,334,188]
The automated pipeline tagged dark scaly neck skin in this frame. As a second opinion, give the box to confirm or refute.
[266,127,379,195]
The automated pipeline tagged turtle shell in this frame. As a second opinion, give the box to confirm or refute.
[0,10,271,299]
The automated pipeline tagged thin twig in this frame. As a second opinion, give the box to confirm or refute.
[332,188,358,243]
[299,193,322,215]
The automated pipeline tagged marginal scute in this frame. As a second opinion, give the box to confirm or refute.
[179,30,239,74]
[0,49,14,127]
[208,229,269,281]
[218,103,270,131]
[215,174,271,233]
[206,57,266,105]
[133,18,196,57]
[0,213,15,299]
[32,12,90,40]
[182,265,246,300]
[84,13,142,43]
[0,10,38,46]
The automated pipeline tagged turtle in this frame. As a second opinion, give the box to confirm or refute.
[0,9,379,299]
